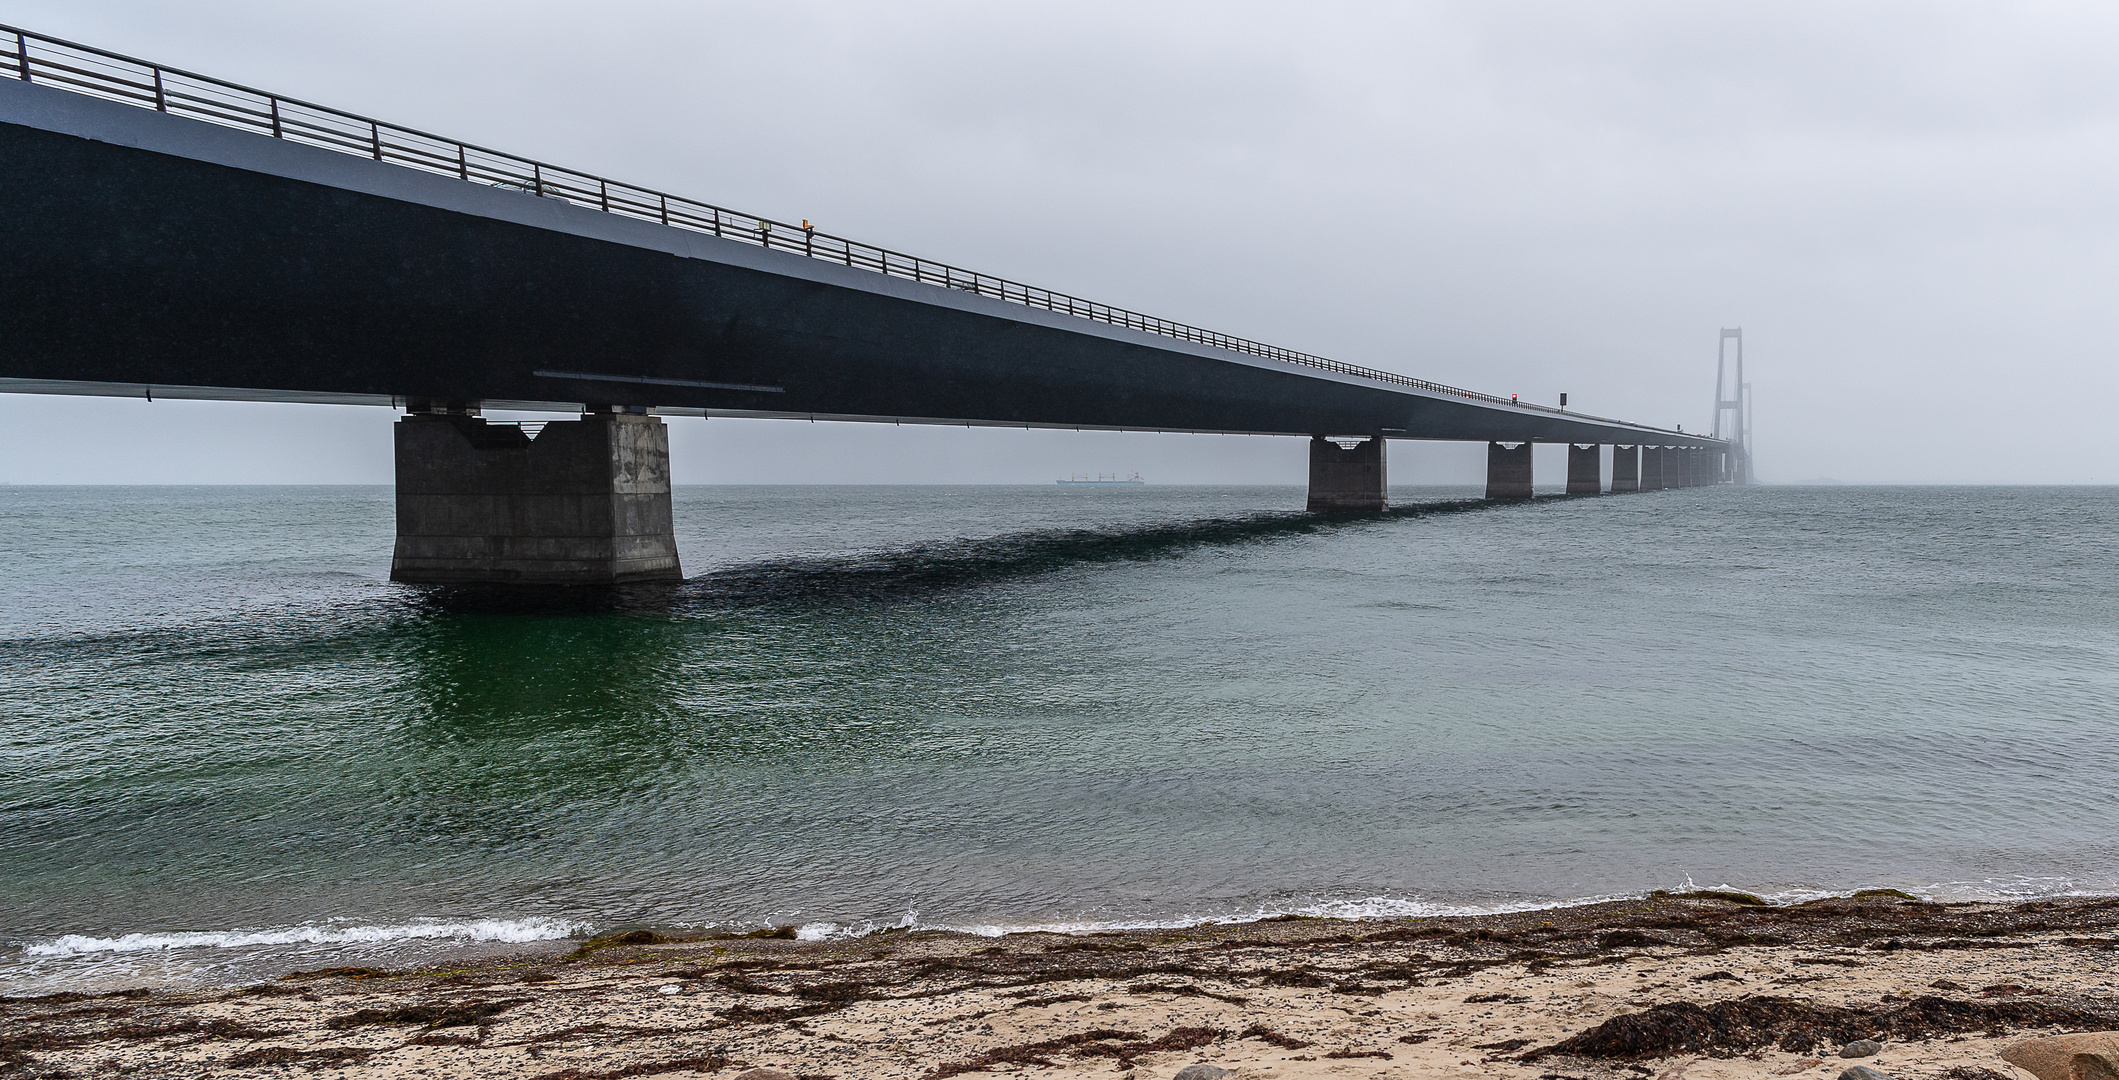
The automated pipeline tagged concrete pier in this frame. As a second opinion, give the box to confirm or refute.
[391,410,683,584]
[1640,446,1666,490]
[1611,445,1639,492]
[1566,443,1601,494]
[1486,441,1534,500]
[1306,436,1387,512]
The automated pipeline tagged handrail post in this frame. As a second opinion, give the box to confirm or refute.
[456,144,467,180]
[599,179,608,212]
[152,67,166,111]
[369,120,381,159]
[658,194,668,226]
[269,97,281,138]
[532,163,542,196]
[15,31,27,81]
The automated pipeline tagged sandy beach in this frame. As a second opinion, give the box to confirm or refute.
[7,891,2119,1078]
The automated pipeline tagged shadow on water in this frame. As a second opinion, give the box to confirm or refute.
[409,497,1502,615]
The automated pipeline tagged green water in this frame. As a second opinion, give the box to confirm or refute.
[2,484,2115,990]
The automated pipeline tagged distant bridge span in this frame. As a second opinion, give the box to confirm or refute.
[0,27,1731,583]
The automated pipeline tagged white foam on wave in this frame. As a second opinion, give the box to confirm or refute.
[782,877,2119,943]
[24,917,583,958]
[926,894,1646,938]
[782,893,1642,942]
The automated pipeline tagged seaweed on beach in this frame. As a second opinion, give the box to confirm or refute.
[1521,994,2119,1061]
[281,966,392,980]
[224,1046,374,1068]
[924,1026,1225,1078]
[791,981,875,1002]
[1869,938,2035,951]
[718,1000,846,1025]
[1004,992,1091,1010]
[104,1017,287,1041]
[324,998,524,1030]
[526,1052,732,1080]
[1360,926,1455,943]
[1241,1023,1312,1049]
[0,1016,286,1056]
[1126,982,1251,1005]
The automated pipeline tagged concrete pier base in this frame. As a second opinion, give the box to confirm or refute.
[1566,443,1601,494]
[1611,445,1639,492]
[1641,446,1666,490]
[1306,436,1387,512]
[1486,441,1533,500]
[391,410,683,584]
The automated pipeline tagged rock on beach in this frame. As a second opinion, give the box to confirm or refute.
[1172,1067,1231,1080]
[2004,1033,2119,1080]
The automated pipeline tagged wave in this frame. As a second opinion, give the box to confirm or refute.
[22,877,2106,962]
[784,878,2119,942]
[23,917,582,958]
[784,893,1640,942]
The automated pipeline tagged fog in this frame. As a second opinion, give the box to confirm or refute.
[5,0,2116,484]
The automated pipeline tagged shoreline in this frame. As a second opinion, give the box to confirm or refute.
[7,891,2117,1078]
[10,885,2101,997]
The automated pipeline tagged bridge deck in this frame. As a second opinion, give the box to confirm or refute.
[0,26,1720,450]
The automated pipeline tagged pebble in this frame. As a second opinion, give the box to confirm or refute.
[731,1070,795,1080]
[1840,1039,1884,1058]
[1839,1067,1893,1080]
[1172,1066,1231,1080]
[657,984,682,995]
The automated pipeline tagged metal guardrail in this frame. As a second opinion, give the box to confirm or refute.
[2,24,1696,438]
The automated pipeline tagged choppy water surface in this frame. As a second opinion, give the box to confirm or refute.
[2,483,2115,991]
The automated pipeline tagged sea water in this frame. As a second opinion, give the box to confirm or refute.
[2,484,2114,992]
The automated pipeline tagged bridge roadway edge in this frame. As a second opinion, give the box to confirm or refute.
[0,76,1719,451]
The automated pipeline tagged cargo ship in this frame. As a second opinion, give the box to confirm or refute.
[1056,472,1145,486]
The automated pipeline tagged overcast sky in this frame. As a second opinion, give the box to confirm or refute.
[4,0,2116,484]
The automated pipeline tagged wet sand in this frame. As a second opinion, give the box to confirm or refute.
[7,892,2118,1079]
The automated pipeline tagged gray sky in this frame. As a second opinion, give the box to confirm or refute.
[4,0,2116,484]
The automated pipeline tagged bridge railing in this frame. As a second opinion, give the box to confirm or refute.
[3,24,1692,437]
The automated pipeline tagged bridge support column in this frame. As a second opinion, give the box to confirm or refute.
[1611,445,1639,492]
[1486,441,1533,500]
[1566,444,1601,494]
[390,410,684,584]
[1306,436,1387,512]
[1641,447,1666,490]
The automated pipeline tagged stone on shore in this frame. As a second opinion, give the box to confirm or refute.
[731,1070,795,1080]
[2076,1053,2119,1080]
[1842,1039,1884,1057]
[2004,1033,2119,1080]
[1839,1067,1893,1080]
[1172,1066,1231,1080]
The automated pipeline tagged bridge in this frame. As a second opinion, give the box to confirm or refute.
[0,25,1736,584]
